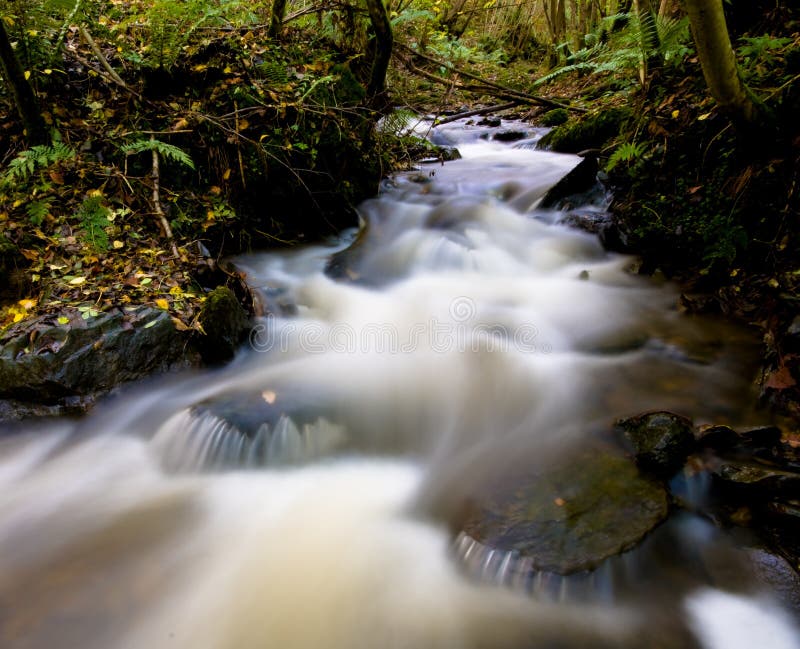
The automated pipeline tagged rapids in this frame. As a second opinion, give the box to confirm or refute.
[0,120,797,649]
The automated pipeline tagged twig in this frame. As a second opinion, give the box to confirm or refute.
[434,101,522,125]
[150,135,181,260]
[79,26,133,93]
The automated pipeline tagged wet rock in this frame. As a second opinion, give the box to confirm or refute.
[0,306,196,420]
[459,442,669,574]
[746,548,800,616]
[615,411,695,478]
[477,116,501,127]
[695,424,741,451]
[713,460,800,498]
[197,286,250,363]
[557,209,630,252]
[539,156,599,209]
[492,130,527,143]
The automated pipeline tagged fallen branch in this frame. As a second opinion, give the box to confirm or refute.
[396,43,585,113]
[79,26,135,94]
[434,101,522,126]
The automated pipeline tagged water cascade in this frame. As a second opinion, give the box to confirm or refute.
[1,120,797,649]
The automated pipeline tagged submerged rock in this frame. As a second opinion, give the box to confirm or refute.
[458,442,669,574]
[616,411,695,478]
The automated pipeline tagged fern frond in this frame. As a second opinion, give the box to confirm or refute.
[606,142,647,171]
[2,144,75,185]
[26,198,53,226]
[121,139,195,170]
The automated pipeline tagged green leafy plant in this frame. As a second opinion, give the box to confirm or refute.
[606,141,648,172]
[120,139,195,170]
[25,197,53,226]
[535,12,692,88]
[75,195,111,252]
[1,143,75,185]
[737,35,793,71]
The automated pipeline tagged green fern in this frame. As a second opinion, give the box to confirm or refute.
[2,143,75,186]
[535,12,691,87]
[121,139,195,170]
[606,142,648,172]
[25,198,54,226]
[76,195,111,252]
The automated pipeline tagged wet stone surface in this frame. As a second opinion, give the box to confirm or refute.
[459,441,669,575]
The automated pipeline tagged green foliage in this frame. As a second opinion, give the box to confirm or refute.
[539,107,633,153]
[1,143,75,186]
[1,0,92,72]
[75,195,111,252]
[25,198,53,226]
[606,141,647,172]
[535,12,692,88]
[540,109,569,127]
[737,35,793,70]
[121,139,195,170]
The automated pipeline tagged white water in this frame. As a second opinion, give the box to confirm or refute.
[1,121,796,648]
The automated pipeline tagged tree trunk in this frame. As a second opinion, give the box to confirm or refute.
[0,19,47,144]
[683,0,764,126]
[364,0,393,102]
[268,0,288,38]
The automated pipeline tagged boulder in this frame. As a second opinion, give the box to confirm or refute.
[615,411,695,478]
[458,442,669,574]
[0,306,197,420]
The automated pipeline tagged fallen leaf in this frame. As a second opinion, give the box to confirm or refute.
[155,298,169,310]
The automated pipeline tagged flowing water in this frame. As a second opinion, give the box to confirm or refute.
[1,121,798,649]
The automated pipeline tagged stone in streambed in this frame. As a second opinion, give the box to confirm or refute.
[459,442,669,575]
[616,411,695,478]
[0,306,195,420]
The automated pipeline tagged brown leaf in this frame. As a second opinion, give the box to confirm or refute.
[765,365,796,390]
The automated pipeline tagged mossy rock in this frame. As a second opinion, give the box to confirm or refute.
[198,286,250,363]
[538,107,633,153]
[540,108,569,127]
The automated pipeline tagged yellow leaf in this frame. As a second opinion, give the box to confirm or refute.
[88,189,104,197]
[671,109,679,119]
[223,66,233,74]
[57,316,69,325]
[24,70,31,80]
[18,299,36,310]
[43,68,52,75]
[171,317,191,331]
[169,286,183,295]
[112,240,124,249]
[223,168,232,180]
[698,113,711,121]
[238,119,250,130]
[69,277,86,285]
[155,298,169,310]
[13,312,24,323]
[192,64,208,72]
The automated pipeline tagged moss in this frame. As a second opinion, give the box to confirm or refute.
[539,106,634,153]
[198,286,249,363]
[540,108,569,127]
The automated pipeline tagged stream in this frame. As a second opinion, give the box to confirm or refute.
[1,120,798,649]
